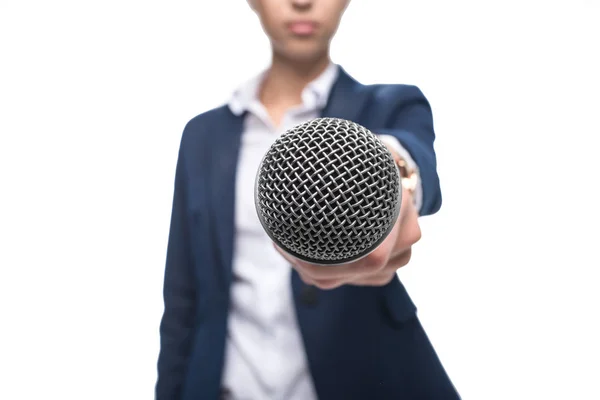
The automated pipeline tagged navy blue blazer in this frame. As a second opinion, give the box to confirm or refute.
[156,67,460,400]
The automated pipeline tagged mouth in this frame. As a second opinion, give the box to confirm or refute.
[287,21,319,36]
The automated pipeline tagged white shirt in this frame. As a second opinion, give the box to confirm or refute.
[221,63,422,400]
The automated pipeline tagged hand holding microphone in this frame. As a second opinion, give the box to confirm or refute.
[254,118,421,289]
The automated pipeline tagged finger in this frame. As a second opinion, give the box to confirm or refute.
[275,245,349,288]
[303,247,406,289]
[398,217,421,253]
[386,248,412,270]
[390,206,421,259]
[310,278,348,290]
[351,248,412,286]
[348,270,397,287]
[296,261,372,281]
[297,270,315,285]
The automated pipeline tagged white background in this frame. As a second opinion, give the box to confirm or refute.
[1,0,599,399]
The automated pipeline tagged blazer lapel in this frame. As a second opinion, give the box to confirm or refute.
[208,107,244,291]
[320,66,370,122]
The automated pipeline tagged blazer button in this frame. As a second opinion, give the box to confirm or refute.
[300,285,319,307]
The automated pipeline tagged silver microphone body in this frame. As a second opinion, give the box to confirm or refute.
[254,117,401,265]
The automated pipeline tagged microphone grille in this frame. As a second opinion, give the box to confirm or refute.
[255,118,401,265]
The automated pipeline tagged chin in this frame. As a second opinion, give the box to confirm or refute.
[277,40,329,64]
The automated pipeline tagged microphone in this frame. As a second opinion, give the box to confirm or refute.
[254,117,401,265]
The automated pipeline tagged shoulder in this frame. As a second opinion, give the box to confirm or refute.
[174,104,240,179]
[335,67,431,108]
[350,80,433,125]
[367,83,430,109]
[180,104,234,144]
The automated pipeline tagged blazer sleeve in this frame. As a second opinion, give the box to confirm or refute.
[156,136,197,400]
[376,85,442,216]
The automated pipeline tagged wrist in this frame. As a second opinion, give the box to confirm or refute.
[386,146,418,197]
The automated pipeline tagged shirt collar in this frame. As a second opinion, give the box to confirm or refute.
[228,62,339,116]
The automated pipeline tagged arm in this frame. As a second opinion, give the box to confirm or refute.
[155,139,196,400]
[376,85,442,217]
[378,134,423,213]
[275,85,441,288]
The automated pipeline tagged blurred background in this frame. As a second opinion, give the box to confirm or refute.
[1,0,599,398]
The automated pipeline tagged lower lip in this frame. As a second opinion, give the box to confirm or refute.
[289,23,316,36]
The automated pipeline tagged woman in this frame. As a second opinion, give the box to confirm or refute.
[156,0,459,399]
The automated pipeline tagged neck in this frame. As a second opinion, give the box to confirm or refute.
[259,51,331,118]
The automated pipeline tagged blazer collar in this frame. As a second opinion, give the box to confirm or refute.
[320,66,370,122]
[228,62,340,117]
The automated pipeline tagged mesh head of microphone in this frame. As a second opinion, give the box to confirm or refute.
[254,117,401,265]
